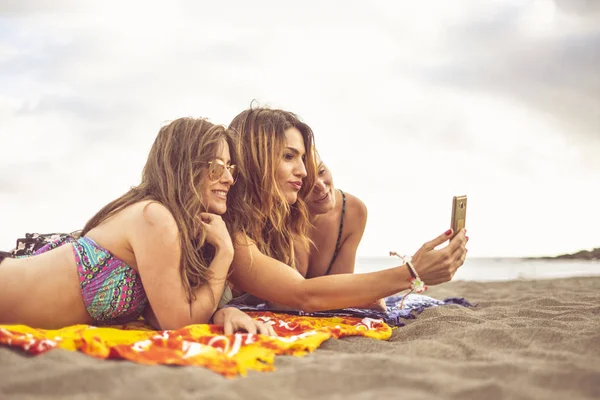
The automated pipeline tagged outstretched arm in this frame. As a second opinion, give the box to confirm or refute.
[229,236,412,312]
[230,228,468,312]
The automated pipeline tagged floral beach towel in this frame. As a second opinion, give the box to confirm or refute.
[0,294,472,377]
[0,313,391,377]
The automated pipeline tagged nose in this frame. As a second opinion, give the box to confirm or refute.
[313,178,326,194]
[294,159,307,179]
[220,167,235,185]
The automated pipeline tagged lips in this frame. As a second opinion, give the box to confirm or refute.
[289,181,302,191]
[212,190,228,200]
[315,192,329,202]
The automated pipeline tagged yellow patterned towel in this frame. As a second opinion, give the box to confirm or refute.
[0,312,391,377]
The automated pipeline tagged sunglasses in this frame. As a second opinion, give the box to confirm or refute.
[205,159,238,184]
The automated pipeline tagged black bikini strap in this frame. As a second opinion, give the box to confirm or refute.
[0,251,13,264]
[324,189,346,276]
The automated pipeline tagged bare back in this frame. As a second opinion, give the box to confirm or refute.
[0,201,148,329]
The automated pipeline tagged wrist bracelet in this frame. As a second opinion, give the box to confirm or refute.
[405,260,417,279]
[406,260,427,293]
[389,251,428,294]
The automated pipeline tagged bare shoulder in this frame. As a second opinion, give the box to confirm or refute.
[127,200,179,244]
[343,191,368,222]
[232,231,255,247]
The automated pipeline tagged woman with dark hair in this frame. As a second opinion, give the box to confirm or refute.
[0,117,274,335]
[224,106,469,311]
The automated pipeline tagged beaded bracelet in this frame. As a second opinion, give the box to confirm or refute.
[389,251,428,294]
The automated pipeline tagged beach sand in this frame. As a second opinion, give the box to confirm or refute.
[1,276,599,400]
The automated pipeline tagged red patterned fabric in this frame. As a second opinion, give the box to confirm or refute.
[0,312,391,377]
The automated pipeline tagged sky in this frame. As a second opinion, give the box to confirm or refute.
[0,0,599,258]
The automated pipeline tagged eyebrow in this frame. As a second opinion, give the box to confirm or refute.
[215,157,232,165]
[285,147,305,157]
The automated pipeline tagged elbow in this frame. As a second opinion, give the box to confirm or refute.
[286,285,324,313]
[157,317,210,331]
[155,311,213,331]
[154,318,187,331]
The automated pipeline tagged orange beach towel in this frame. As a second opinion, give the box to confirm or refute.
[0,312,392,377]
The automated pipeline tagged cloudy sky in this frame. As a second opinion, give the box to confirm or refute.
[1,0,598,258]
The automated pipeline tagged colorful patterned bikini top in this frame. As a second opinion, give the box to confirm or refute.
[26,235,148,325]
[72,237,148,325]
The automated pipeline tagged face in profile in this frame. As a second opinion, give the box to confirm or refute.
[306,155,336,215]
[276,127,308,204]
[200,140,236,215]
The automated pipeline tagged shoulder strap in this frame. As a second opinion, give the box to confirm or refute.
[324,189,346,276]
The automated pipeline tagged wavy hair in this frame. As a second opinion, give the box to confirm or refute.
[82,117,239,304]
[226,106,317,269]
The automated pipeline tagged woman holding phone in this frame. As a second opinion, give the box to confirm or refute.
[223,106,469,311]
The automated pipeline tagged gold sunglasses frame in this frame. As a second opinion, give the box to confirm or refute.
[206,159,238,184]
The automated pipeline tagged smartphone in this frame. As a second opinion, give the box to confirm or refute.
[450,195,467,236]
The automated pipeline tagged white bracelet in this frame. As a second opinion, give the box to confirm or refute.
[405,260,427,293]
[389,251,427,294]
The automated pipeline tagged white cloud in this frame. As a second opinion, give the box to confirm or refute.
[0,0,598,257]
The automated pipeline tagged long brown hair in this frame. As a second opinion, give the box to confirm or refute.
[82,117,238,304]
[226,107,317,269]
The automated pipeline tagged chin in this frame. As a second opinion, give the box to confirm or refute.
[285,193,298,205]
[208,204,227,215]
[317,203,334,215]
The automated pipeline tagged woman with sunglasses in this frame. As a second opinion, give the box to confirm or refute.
[224,106,469,312]
[0,118,275,335]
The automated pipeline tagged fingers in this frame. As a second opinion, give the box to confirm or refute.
[200,213,222,223]
[222,313,276,337]
[451,235,467,259]
[456,237,468,262]
[224,319,233,335]
[446,229,467,253]
[200,212,213,223]
[422,228,454,251]
[230,320,277,337]
[257,322,268,336]
[243,320,258,335]
[448,231,468,274]
[257,322,277,336]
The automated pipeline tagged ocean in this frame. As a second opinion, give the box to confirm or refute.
[355,257,600,282]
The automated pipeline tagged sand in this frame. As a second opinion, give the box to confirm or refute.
[1,276,599,400]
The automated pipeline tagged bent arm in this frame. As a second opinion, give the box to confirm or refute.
[229,236,412,312]
[130,203,231,330]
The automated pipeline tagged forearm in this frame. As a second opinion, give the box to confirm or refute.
[297,265,412,312]
[187,248,233,324]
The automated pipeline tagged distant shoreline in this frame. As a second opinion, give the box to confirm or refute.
[357,248,600,262]
[525,247,600,261]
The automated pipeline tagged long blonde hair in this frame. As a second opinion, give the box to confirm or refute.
[82,118,239,304]
[226,107,317,269]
